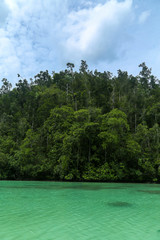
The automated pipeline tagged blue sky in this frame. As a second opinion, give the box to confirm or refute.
[0,0,160,85]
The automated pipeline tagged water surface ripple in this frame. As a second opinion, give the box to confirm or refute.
[0,181,160,240]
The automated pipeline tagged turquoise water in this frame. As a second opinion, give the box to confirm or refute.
[0,181,160,240]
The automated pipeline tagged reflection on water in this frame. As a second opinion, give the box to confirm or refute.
[0,183,127,191]
[137,190,160,194]
[0,181,159,240]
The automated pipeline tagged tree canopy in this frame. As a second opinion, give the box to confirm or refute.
[0,61,160,182]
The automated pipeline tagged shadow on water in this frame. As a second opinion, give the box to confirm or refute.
[61,185,127,191]
[107,201,133,207]
[137,190,160,195]
[0,184,129,191]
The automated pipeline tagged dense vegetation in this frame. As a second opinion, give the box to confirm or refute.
[0,61,160,182]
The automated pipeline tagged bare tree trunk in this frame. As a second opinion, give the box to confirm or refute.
[88,139,91,163]
[105,148,106,162]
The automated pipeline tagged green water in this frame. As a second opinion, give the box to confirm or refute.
[0,181,160,240]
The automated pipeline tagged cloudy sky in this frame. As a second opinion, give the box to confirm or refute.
[0,0,160,85]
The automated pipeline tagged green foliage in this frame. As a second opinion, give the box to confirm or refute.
[0,61,160,182]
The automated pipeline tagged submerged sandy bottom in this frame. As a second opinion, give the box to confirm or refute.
[0,181,160,240]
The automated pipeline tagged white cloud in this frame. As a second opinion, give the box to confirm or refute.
[63,0,133,64]
[0,0,134,85]
[0,0,9,26]
[139,10,150,24]
[0,0,67,83]
[0,29,20,77]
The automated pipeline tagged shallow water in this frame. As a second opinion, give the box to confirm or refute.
[0,181,160,240]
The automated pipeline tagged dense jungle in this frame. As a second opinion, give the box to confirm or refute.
[0,61,160,182]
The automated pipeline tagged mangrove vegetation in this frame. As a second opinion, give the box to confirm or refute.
[0,61,160,182]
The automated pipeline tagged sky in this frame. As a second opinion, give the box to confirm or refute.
[0,0,160,86]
